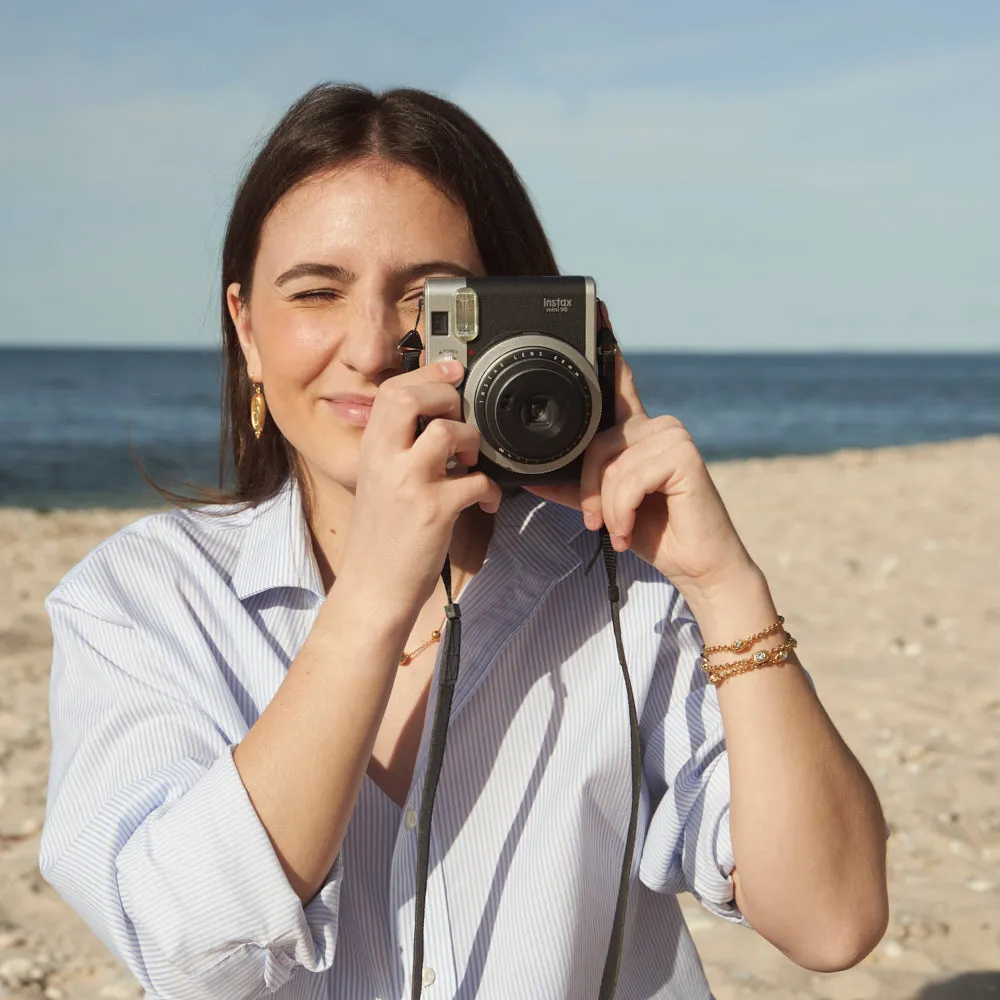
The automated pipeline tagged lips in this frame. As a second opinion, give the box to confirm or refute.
[329,394,376,406]
[324,394,375,427]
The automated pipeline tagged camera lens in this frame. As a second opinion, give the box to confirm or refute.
[522,396,556,430]
[475,349,593,465]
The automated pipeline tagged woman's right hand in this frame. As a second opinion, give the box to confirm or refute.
[339,359,501,615]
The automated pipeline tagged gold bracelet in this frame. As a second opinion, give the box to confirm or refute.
[702,635,797,673]
[702,636,798,686]
[701,616,786,657]
[701,632,796,672]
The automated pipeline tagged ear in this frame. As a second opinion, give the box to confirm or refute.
[227,282,262,376]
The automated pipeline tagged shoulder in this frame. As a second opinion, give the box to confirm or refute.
[47,500,256,624]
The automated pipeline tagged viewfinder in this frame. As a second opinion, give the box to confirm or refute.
[454,288,479,342]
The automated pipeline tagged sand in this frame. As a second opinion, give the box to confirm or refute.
[1,436,998,1000]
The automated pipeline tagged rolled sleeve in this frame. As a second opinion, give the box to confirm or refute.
[637,591,751,927]
[639,729,750,927]
[702,755,747,925]
[116,746,343,995]
[40,595,343,1000]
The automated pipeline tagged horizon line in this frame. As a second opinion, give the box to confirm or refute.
[1,344,998,356]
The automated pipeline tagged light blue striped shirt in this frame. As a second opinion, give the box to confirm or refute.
[41,480,748,1000]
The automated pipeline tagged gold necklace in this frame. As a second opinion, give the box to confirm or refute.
[399,574,466,667]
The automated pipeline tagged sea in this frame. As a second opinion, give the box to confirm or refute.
[2,348,999,508]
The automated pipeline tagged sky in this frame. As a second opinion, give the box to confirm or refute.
[0,1,997,351]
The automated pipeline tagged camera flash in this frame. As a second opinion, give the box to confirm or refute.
[454,288,479,342]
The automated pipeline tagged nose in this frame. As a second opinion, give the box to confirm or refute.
[337,295,408,383]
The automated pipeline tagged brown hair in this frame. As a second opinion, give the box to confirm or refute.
[151,82,558,511]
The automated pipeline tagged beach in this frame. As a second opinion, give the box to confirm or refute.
[1,436,998,1000]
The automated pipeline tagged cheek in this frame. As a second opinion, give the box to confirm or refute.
[251,306,361,486]
[255,303,340,391]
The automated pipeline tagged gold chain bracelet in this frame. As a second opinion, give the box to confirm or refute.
[701,616,786,657]
[702,636,798,687]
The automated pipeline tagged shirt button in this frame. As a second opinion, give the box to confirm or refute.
[421,966,436,987]
[404,807,418,830]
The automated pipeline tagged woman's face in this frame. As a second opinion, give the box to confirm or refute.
[228,160,486,496]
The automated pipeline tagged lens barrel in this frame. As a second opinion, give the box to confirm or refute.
[474,347,594,466]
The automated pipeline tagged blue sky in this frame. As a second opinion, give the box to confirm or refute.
[1,1,997,350]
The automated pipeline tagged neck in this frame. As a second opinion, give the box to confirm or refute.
[303,471,496,597]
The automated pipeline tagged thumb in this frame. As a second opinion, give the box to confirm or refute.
[615,348,647,423]
[599,300,647,422]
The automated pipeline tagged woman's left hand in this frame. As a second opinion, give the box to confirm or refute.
[524,303,758,601]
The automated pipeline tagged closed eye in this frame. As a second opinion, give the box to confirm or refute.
[290,289,342,302]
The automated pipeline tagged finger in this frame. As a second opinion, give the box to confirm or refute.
[579,426,625,531]
[601,430,692,543]
[597,298,613,335]
[367,365,464,449]
[602,441,662,541]
[579,416,670,529]
[440,470,502,516]
[381,358,464,394]
[597,300,644,422]
[614,349,648,423]
[421,359,464,396]
[409,418,482,472]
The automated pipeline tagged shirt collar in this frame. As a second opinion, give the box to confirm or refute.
[232,477,325,602]
[495,488,592,582]
[231,480,591,603]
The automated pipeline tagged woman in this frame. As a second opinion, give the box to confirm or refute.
[39,84,888,1000]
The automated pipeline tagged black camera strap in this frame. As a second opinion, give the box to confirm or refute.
[586,529,643,999]
[590,319,643,999]
[398,318,641,1000]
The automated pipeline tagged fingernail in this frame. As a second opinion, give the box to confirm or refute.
[583,511,602,531]
[438,360,463,378]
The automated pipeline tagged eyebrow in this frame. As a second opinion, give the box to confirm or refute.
[394,260,477,282]
[274,259,476,288]
[274,262,354,287]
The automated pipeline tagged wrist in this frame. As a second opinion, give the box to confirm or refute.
[326,558,424,640]
[680,562,780,648]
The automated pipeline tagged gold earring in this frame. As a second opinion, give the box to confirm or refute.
[250,381,267,439]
